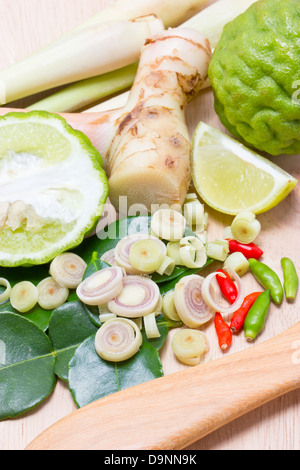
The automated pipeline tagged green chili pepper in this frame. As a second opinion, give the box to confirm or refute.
[244,290,271,342]
[248,258,283,305]
[281,257,299,301]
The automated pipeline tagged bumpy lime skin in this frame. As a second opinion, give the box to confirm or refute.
[208,0,300,156]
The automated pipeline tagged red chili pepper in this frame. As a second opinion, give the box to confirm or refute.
[230,292,262,333]
[216,269,238,304]
[214,312,232,351]
[227,239,263,260]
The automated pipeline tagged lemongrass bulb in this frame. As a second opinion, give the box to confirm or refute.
[171,329,209,366]
[10,281,38,313]
[174,275,215,327]
[162,290,181,321]
[179,236,207,269]
[151,209,186,241]
[231,211,261,244]
[108,275,160,318]
[201,266,244,317]
[49,252,87,289]
[183,200,205,232]
[37,277,69,310]
[114,234,166,274]
[143,312,161,339]
[156,255,176,276]
[95,318,142,362]
[129,239,164,274]
[0,278,11,303]
[166,241,182,265]
[206,240,229,262]
[224,252,249,277]
[76,267,124,306]
[100,249,116,266]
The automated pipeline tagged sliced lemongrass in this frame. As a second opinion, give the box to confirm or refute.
[231,211,261,244]
[174,275,214,328]
[132,317,143,330]
[223,226,233,240]
[179,236,207,269]
[154,294,163,316]
[166,241,182,265]
[162,290,181,321]
[49,252,87,289]
[201,266,244,317]
[151,209,186,241]
[129,239,164,274]
[195,230,207,245]
[184,193,198,204]
[99,312,117,323]
[183,200,205,232]
[0,278,11,303]
[206,239,229,262]
[224,252,249,277]
[94,318,142,362]
[10,281,38,313]
[156,256,176,276]
[108,275,160,318]
[100,249,116,266]
[37,277,69,310]
[76,266,124,306]
[114,233,166,274]
[171,329,209,366]
[143,312,161,339]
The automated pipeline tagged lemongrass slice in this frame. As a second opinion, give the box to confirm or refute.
[183,200,205,232]
[171,329,209,366]
[129,239,164,274]
[156,256,176,276]
[10,281,38,313]
[143,312,161,339]
[37,277,69,310]
[201,266,244,317]
[100,249,116,266]
[114,233,166,274]
[179,236,207,269]
[166,241,182,265]
[95,318,142,362]
[162,290,181,321]
[151,209,186,241]
[99,313,117,323]
[223,226,233,240]
[0,278,11,303]
[224,252,249,277]
[108,275,160,318]
[184,193,198,204]
[231,211,261,244]
[154,294,163,316]
[76,266,124,306]
[206,240,229,262]
[174,275,214,327]
[49,252,87,289]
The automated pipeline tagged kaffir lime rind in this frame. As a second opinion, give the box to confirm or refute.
[208,0,300,156]
[192,121,297,215]
[0,111,109,267]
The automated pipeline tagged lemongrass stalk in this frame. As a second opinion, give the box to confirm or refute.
[28,63,138,113]
[0,16,163,105]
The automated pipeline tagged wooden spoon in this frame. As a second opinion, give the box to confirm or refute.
[26,321,300,450]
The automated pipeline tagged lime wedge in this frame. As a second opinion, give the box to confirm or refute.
[0,111,109,267]
[192,122,297,215]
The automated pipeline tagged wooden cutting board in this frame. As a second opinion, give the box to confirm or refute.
[0,0,299,450]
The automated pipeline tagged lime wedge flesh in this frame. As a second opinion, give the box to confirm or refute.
[0,111,109,267]
[192,122,297,215]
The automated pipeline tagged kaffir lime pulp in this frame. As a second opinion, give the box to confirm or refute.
[208,0,300,156]
[0,111,109,267]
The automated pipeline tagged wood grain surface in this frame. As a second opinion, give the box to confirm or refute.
[0,0,299,451]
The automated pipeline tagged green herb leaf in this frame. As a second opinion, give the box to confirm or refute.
[48,301,98,381]
[0,313,56,420]
[68,336,163,408]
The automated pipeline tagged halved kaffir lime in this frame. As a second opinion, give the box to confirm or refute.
[0,111,109,267]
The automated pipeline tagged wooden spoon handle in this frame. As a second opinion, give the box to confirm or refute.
[26,322,300,450]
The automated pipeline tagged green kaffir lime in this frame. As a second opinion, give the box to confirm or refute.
[208,0,300,155]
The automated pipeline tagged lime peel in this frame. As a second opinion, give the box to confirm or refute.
[192,121,297,215]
